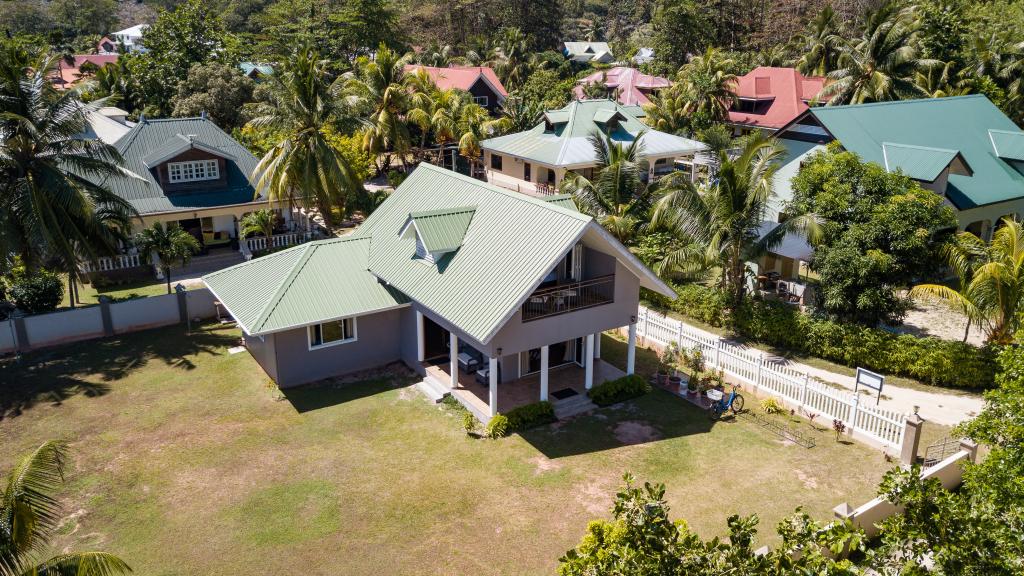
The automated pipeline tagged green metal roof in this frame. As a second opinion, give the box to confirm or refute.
[541,194,579,211]
[881,142,961,182]
[482,99,706,168]
[94,117,263,215]
[202,237,408,335]
[990,129,1024,162]
[806,95,1024,209]
[406,206,476,253]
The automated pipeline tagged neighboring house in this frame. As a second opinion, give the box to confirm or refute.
[481,99,707,195]
[563,41,614,64]
[109,24,149,53]
[403,65,508,113]
[573,67,672,106]
[82,106,132,144]
[203,163,674,421]
[239,62,274,79]
[727,67,825,135]
[52,54,118,89]
[633,47,654,65]
[97,36,118,55]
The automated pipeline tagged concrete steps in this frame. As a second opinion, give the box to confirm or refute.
[415,375,451,403]
[553,393,597,420]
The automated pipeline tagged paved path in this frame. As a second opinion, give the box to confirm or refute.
[678,319,984,428]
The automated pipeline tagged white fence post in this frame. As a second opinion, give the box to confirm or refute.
[849,390,861,435]
[755,354,764,391]
[800,373,809,408]
[676,321,684,349]
[713,338,722,369]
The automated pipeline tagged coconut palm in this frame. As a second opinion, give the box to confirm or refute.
[793,5,845,76]
[1,440,131,576]
[428,89,488,166]
[559,131,659,244]
[0,48,137,279]
[915,61,970,98]
[652,131,820,306]
[910,219,1024,344]
[134,222,200,294]
[488,28,532,91]
[641,84,690,135]
[240,208,276,240]
[819,3,936,105]
[678,47,737,129]
[249,45,359,233]
[486,95,543,136]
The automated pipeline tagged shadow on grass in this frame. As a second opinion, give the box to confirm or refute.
[281,376,410,414]
[518,388,715,458]
[0,322,237,420]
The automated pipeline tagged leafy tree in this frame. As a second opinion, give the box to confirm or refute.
[134,222,201,294]
[0,2,54,36]
[171,62,256,129]
[250,45,359,232]
[513,68,574,111]
[6,268,63,314]
[911,219,1024,345]
[650,0,714,74]
[559,473,862,575]
[653,132,819,306]
[790,146,957,326]
[257,0,400,61]
[495,2,562,51]
[47,0,118,38]
[793,5,844,76]
[487,28,533,91]
[560,131,660,243]
[1,440,131,575]
[240,208,276,240]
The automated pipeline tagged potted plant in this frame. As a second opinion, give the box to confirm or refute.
[655,347,672,385]
[681,346,705,396]
[663,343,683,389]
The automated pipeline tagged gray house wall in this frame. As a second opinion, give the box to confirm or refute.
[244,332,279,383]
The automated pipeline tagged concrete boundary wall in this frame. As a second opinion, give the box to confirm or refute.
[0,288,221,354]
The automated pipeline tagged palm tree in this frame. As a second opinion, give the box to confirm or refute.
[915,61,970,98]
[134,222,200,294]
[1,440,131,575]
[0,48,137,279]
[652,131,820,306]
[793,5,844,76]
[486,95,543,136]
[240,209,276,240]
[910,219,1024,344]
[678,47,738,130]
[559,131,659,244]
[429,89,489,169]
[819,4,936,105]
[488,28,532,91]
[641,84,690,135]
[249,45,359,234]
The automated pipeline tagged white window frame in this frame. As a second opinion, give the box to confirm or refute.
[473,95,489,107]
[307,317,358,350]
[167,159,220,183]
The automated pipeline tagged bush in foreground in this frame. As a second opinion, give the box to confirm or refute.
[588,374,652,407]
[505,401,556,431]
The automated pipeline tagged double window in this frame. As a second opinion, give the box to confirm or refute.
[473,95,489,107]
[308,317,357,349]
[167,159,220,183]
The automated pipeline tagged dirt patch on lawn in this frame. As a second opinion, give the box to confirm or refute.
[613,421,662,445]
[529,455,563,474]
[574,478,617,515]
[795,469,819,489]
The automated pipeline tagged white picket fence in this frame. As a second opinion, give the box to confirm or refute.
[636,307,907,449]
[241,232,312,260]
[79,254,142,273]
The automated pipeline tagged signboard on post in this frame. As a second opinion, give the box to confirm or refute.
[855,367,885,405]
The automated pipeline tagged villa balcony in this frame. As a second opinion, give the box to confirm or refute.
[521,275,615,322]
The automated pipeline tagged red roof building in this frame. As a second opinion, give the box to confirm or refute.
[573,67,672,106]
[52,54,119,89]
[403,65,508,113]
[727,67,826,131]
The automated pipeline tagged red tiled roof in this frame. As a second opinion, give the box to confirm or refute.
[573,67,672,106]
[53,54,119,88]
[728,67,826,129]
[403,65,508,98]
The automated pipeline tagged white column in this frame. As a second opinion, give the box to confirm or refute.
[488,357,499,417]
[415,311,425,362]
[593,332,601,359]
[627,322,637,375]
[584,334,595,389]
[540,345,549,401]
[449,332,458,389]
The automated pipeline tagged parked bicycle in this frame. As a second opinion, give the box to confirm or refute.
[706,385,744,420]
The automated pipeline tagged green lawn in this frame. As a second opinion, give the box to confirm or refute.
[0,325,895,575]
[59,276,199,309]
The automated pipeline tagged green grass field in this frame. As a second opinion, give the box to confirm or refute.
[0,325,897,575]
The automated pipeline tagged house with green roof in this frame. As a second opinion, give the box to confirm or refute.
[481,99,706,196]
[203,164,675,422]
[773,95,1024,240]
[562,41,614,64]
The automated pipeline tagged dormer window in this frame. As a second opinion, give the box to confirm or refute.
[168,159,219,183]
[400,206,477,265]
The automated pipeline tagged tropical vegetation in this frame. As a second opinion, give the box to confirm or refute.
[133,222,200,294]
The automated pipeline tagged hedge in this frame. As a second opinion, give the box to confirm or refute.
[588,374,652,406]
[504,401,556,431]
[642,284,996,390]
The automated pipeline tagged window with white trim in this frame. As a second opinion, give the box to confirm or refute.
[473,95,488,107]
[167,159,220,183]
[308,317,357,348]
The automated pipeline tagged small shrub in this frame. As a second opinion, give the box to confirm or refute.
[832,418,847,441]
[8,269,64,314]
[485,414,510,439]
[504,401,556,431]
[760,397,783,414]
[588,374,652,407]
[386,169,407,188]
[462,412,477,435]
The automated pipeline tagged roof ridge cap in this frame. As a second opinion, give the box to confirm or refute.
[819,94,984,112]
[250,243,317,332]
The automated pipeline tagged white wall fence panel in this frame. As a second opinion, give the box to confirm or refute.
[109,294,181,333]
[636,307,908,450]
[0,320,14,352]
[23,306,105,348]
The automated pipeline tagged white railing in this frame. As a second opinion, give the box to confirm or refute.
[244,232,309,256]
[636,307,907,449]
[79,254,142,273]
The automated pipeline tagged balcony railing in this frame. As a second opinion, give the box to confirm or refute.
[522,275,615,321]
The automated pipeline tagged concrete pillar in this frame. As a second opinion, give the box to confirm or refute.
[449,332,458,389]
[584,334,595,389]
[627,322,637,375]
[540,345,549,401]
[959,438,979,463]
[415,311,425,362]
[488,357,499,417]
[593,333,601,358]
[900,411,925,466]
[99,296,114,336]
